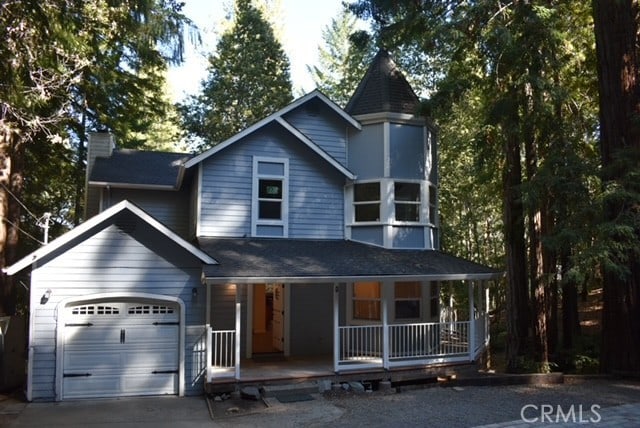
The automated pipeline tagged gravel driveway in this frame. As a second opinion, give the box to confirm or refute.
[210,377,640,427]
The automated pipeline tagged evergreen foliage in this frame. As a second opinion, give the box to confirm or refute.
[179,0,293,150]
[349,0,600,371]
[0,0,192,314]
[307,9,376,107]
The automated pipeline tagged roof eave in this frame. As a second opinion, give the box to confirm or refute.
[88,181,178,191]
[3,200,217,276]
[203,272,504,285]
[184,90,361,169]
[275,117,356,179]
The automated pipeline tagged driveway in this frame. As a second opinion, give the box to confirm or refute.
[2,377,640,427]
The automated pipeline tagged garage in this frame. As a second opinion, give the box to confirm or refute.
[62,300,180,399]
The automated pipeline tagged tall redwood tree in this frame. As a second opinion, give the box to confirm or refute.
[593,0,640,374]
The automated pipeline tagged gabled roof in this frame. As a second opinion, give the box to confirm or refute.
[4,200,217,276]
[345,50,422,116]
[199,238,503,283]
[90,149,191,189]
[184,90,361,173]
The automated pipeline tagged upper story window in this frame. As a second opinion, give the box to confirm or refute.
[252,157,288,237]
[394,182,421,222]
[354,182,380,222]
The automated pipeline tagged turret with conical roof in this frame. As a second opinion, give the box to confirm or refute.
[345,49,421,116]
[344,49,438,250]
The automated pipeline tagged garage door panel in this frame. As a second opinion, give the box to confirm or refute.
[63,300,180,400]
[123,349,178,368]
[64,350,122,371]
[65,326,122,345]
[125,326,179,343]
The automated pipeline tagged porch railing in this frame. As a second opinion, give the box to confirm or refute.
[206,303,241,382]
[337,316,489,371]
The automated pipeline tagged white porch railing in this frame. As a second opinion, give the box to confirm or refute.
[206,303,241,382]
[337,315,489,371]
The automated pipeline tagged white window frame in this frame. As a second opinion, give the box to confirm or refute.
[393,281,422,321]
[252,156,289,237]
[352,180,381,224]
[348,282,382,324]
[393,180,423,224]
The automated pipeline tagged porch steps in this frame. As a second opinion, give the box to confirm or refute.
[261,381,319,397]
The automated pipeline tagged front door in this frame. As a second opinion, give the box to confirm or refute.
[251,283,285,354]
[272,284,284,351]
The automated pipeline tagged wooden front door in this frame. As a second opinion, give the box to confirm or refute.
[272,284,284,351]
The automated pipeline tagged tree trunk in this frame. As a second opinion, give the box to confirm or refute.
[0,127,24,316]
[504,100,530,371]
[593,0,640,374]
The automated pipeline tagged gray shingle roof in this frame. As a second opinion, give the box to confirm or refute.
[199,238,502,282]
[345,50,422,116]
[90,149,191,188]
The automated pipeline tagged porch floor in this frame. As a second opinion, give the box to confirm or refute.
[205,355,479,394]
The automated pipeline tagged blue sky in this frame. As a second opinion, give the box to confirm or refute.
[168,0,352,102]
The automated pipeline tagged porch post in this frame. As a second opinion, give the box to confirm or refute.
[235,300,241,380]
[333,283,340,373]
[382,292,389,369]
[485,281,490,345]
[468,281,475,361]
[205,282,212,383]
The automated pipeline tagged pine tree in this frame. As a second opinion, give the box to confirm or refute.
[307,10,375,107]
[179,0,293,150]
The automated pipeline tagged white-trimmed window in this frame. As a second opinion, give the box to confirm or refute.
[353,182,380,222]
[394,182,421,222]
[394,281,421,319]
[352,281,381,320]
[252,157,288,237]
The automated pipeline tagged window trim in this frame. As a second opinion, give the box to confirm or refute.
[353,181,381,223]
[393,281,422,320]
[393,181,422,224]
[252,156,289,237]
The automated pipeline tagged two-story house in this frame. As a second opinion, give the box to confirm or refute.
[6,50,501,401]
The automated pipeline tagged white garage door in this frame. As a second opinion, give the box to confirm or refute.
[62,301,179,399]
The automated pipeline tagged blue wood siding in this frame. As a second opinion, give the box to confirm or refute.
[289,283,333,356]
[108,188,190,238]
[29,223,205,401]
[347,124,384,179]
[283,100,348,165]
[351,226,384,246]
[199,123,345,239]
[391,226,425,248]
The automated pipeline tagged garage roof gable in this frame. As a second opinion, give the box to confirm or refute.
[4,200,217,276]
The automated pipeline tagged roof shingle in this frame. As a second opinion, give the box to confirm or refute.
[90,149,191,188]
[199,238,502,282]
[345,50,422,116]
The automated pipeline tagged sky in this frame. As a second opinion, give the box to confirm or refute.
[167,0,351,103]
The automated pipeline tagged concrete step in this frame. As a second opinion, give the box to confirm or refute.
[261,381,319,397]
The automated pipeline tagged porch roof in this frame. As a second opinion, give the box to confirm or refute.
[199,238,503,284]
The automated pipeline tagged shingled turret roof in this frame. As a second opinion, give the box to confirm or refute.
[345,49,421,116]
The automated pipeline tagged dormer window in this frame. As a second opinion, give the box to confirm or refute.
[252,157,288,237]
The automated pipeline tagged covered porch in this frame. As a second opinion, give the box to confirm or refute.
[198,238,501,385]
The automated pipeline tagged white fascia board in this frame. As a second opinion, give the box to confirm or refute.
[88,181,177,191]
[275,117,356,179]
[184,90,361,169]
[4,200,217,276]
[204,272,504,285]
